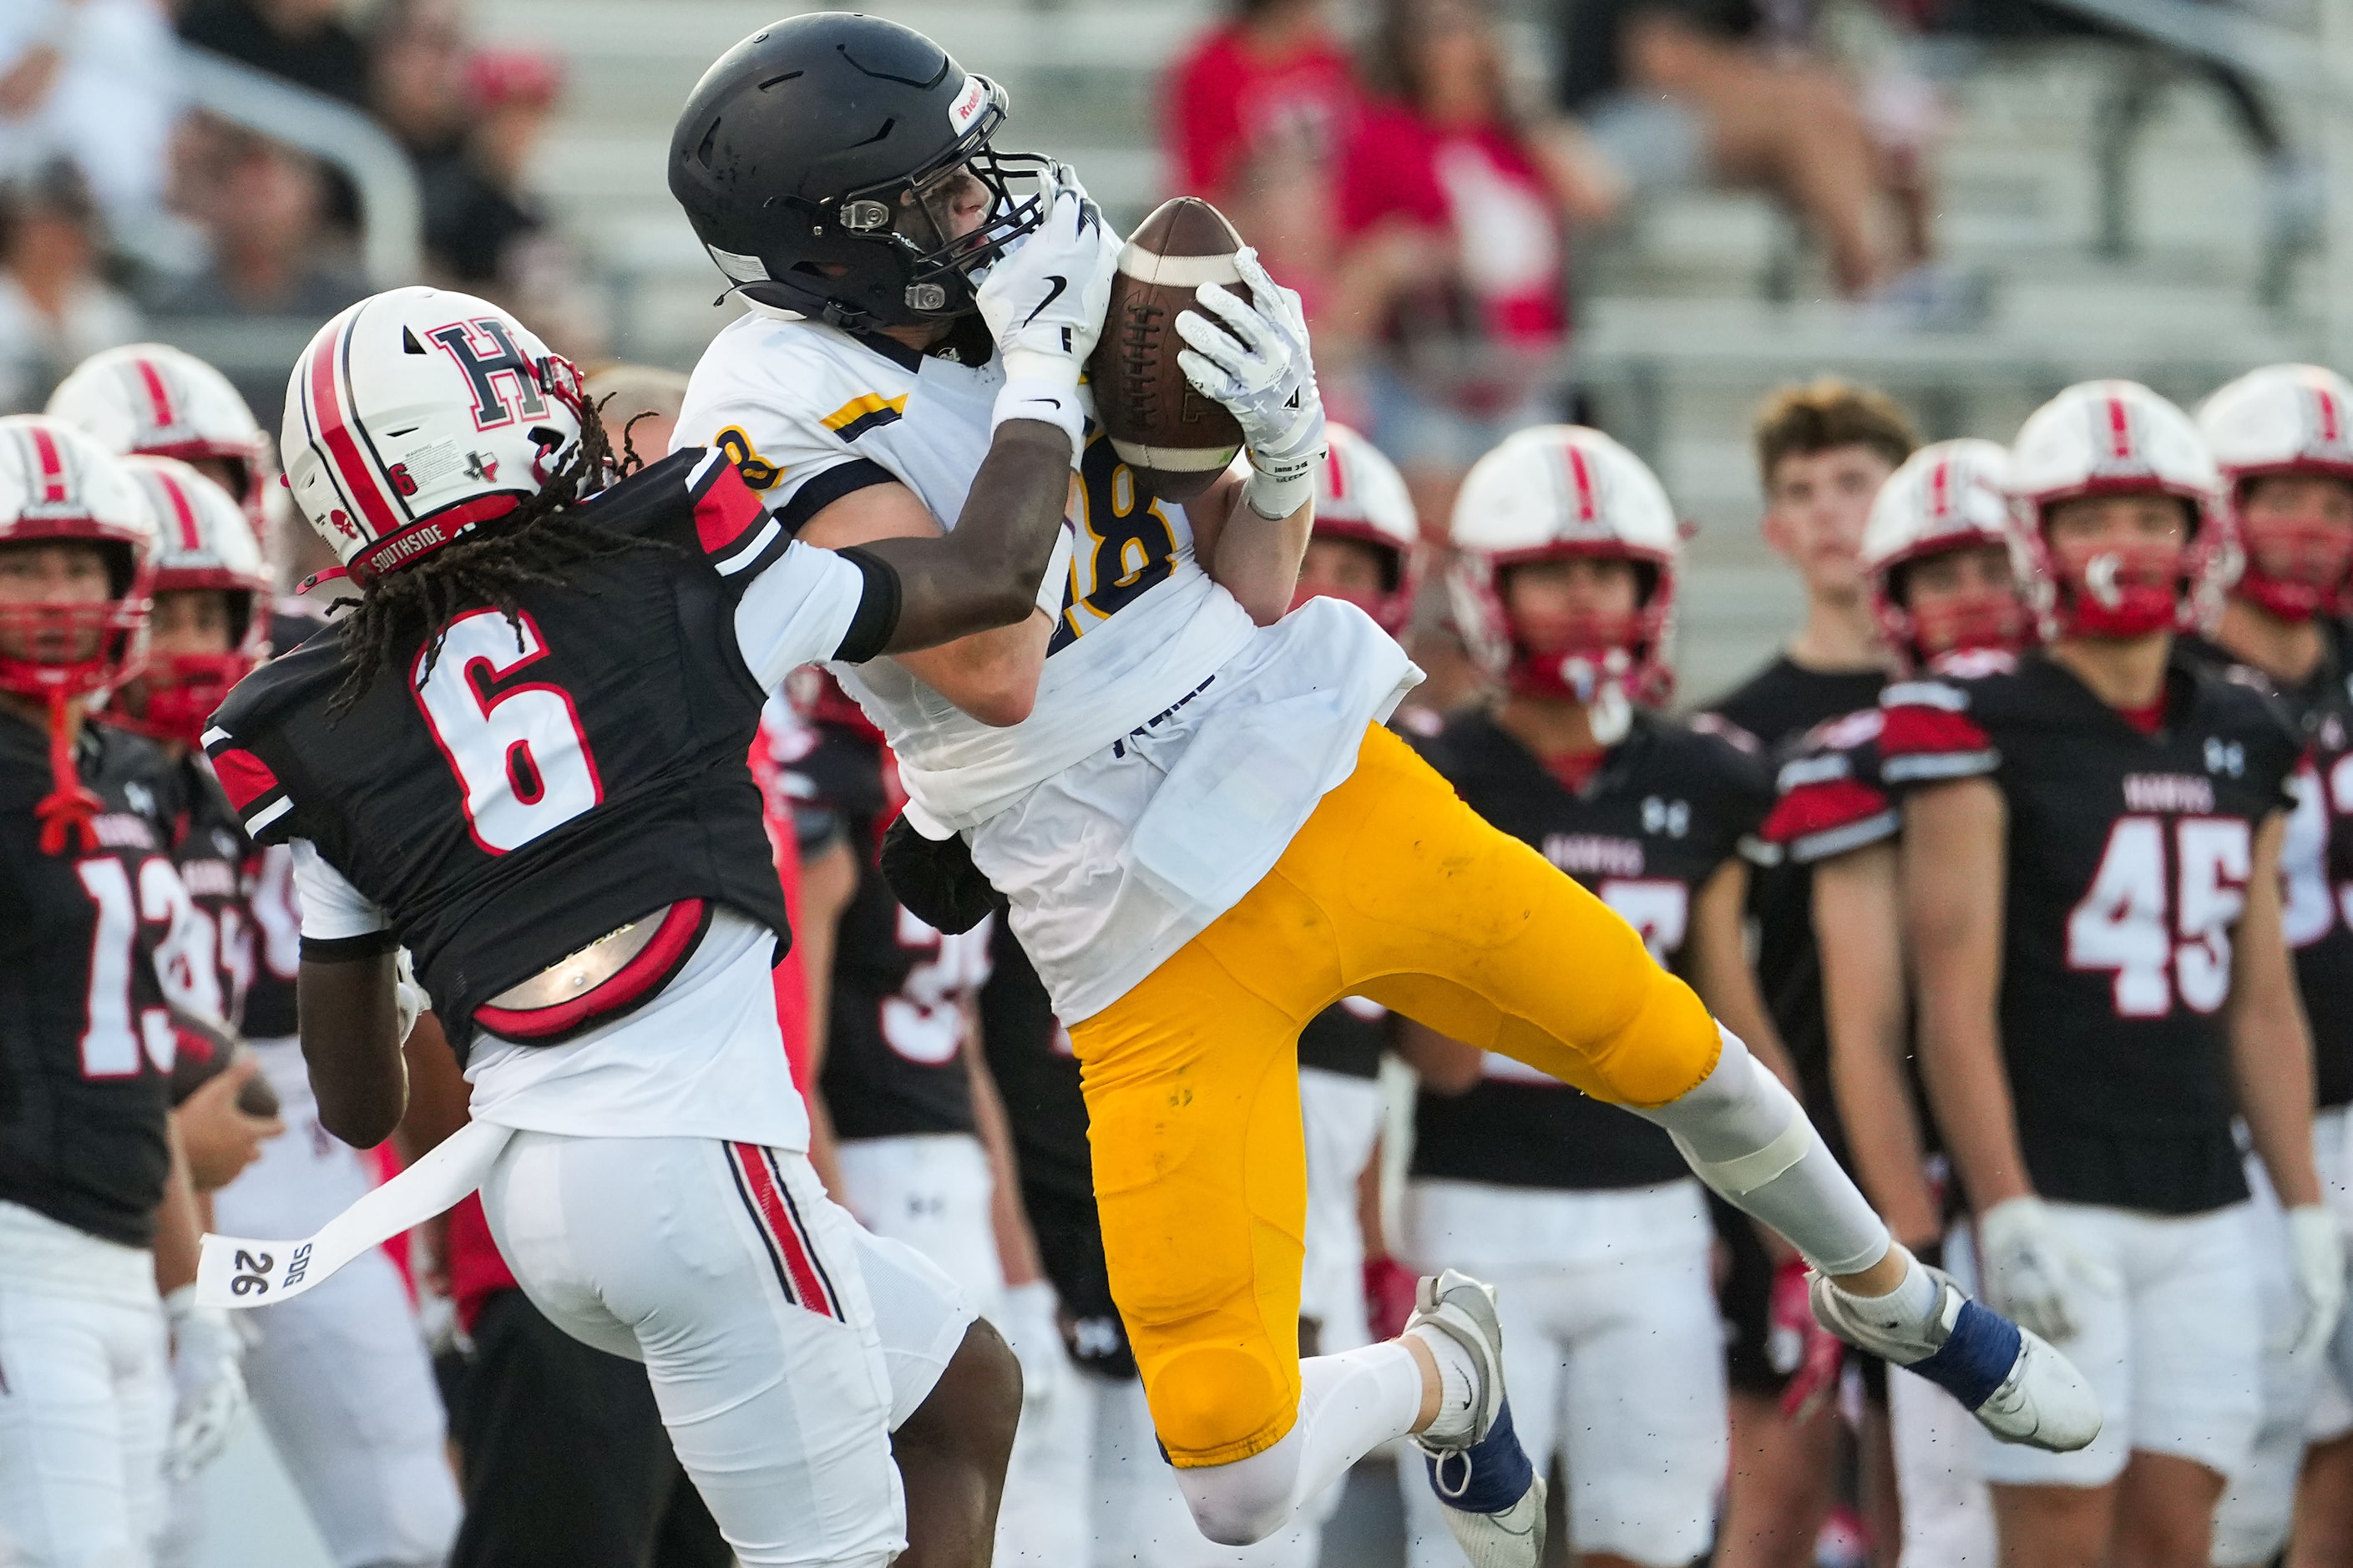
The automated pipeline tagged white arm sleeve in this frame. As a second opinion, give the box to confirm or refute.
[733,541,873,693]
[290,839,390,939]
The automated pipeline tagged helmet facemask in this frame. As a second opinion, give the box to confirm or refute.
[1495,549,1669,743]
[2040,492,2202,640]
[2229,472,2353,622]
[1881,542,2032,672]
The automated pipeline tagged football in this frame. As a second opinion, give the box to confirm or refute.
[1086,195,1250,503]
[169,1013,281,1119]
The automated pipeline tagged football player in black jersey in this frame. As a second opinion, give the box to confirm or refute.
[1392,426,1783,1568]
[0,416,250,1565]
[1758,437,2038,1567]
[1888,379,2337,1568]
[1702,379,1918,1568]
[192,262,1111,1565]
[2187,364,2353,1568]
[99,448,467,1566]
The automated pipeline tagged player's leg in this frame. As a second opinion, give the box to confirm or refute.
[1711,1198,1839,1568]
[1886,1358,1997,1568]
[0,1211,172,1566]
[833,1133,1008,1316]
[1554,1204,1728,1568]
[1068,954,1443,1550]
[479,1131,904,1568]
[2113,1205,2262,1567]
[1305,726,2091,1449]
[2213,1163,2320,1568]
[1296,1065,1384,1360]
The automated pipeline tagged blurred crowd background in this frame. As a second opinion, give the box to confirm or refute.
[3,0,2348,697]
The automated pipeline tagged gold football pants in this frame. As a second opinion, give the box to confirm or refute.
[1066,723,1723,1466]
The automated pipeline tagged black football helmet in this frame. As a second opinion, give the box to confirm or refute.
[668,13,1052,331]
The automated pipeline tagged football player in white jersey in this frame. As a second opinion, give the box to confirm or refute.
[670,17,2100,1564]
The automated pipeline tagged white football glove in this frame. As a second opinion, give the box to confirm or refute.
[975,164,1119,446]
[393,946,429,1045]
[1174,246,1327,519]
[994,1278,1068,1415]
[164,1283,248,1480]
[2287,1204,2348,1362]
[1976,1196,2115,1344]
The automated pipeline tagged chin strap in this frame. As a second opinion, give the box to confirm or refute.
[35,690,100,856]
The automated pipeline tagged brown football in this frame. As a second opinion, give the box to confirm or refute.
[1087,196,1250,503]
[168,1016,281,1119]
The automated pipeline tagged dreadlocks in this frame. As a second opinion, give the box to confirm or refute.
[327,395,666,716]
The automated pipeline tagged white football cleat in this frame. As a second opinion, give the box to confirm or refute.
[1811,1258,2102,1453]
[1408,1269,1546,1568]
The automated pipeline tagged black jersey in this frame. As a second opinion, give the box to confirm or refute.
[1704,656,1888,1159]
[785,705,984,1141]
[1407,708,1774,1191]
[235,607,330,1043]
[0,716,189,1247]
[976,919,1132,1377]
[150,749,258,1029]
[2178,626,2353,1110]
[1880,650,2301,1213]
[203,450,898,1054]
[1298,997,1387,1080]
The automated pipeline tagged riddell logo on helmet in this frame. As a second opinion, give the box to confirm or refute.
[948,77,985,134]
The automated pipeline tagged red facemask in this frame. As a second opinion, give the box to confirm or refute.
[114,652,255,748]
[0,599,144,853]
[2052,541,2186,639]
[1910,589,2031,665]
[1505,613,1643,704]
[2235,513,2353,622]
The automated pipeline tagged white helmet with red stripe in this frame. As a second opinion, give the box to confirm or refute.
[0,416,158,705]
[113,456,271,746]
[282,286,586,584]
[2195,363,2353,621]
[2009,379,2231,640]
[1449,425,1680,734]
[46,343,272,524]
[1295,422,1419,635]
[1863,439,2034,670]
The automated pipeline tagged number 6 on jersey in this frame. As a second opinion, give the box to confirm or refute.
[414,609,604,853]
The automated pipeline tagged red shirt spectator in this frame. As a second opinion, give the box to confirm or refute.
[1167,12,1359,200]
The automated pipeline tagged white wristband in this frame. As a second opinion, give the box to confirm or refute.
[993,371,1085,451]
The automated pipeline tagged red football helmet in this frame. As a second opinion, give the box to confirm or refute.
[1449,426,1680,735]
[111,457,272,747]
[2008,380,2231,640]
[1293,423,1419,636]
[1862,438,2035,671]
[2196,363,2353,622]
[0,417,160,851]
[47,343,273,525]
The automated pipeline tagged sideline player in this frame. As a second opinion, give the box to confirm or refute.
[1703,380,1916,1568]
[193,268,1099,1564]
[102,452,467,1568]
[1393,426,1777,1568]
[2188,364,2353,1568]
[1757,438,2039,1568]
[0,416,245,1565]
[48,343,276,526]
[1887,380,2340,1568]
[670,18,2097,1564]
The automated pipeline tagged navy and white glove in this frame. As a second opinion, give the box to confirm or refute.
[2287,1204,2348,1361]
[1175,247,1326,519]
[976,164,1118,448]
[164,1283,248,1480]
[1976,1196,2114,1344]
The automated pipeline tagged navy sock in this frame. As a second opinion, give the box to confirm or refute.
[1910,1297,2022,1410]
[1423,1396,1535,1515]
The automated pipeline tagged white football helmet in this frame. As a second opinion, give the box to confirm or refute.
[2009,379,2232,640]
[282,287,586,583]
[47,344,272,524]
[2196,363,2353,621]
[1450,425,1681,733]
[1297,422,1419,636]
[1863,439,2034,670]
[114,456,272,747]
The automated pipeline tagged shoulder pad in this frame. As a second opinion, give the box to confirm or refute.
[1877,676,1998,785]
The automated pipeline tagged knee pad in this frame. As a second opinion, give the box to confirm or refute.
[1150,1343,1284,1461]
[1172,1424,1303,1546]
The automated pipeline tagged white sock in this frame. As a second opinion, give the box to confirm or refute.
[1404,1323,1478,1445]
[1834,1247,1940,1323]
[1172,1341,1424,1546]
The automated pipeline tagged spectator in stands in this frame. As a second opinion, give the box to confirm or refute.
[1165,0,1361,322]
[0,0,186,256]
[0,160,140,412]
[1329,0,1617,538]
[178,0,370,108]
[1558,0,1936,305]
[157,127,362,322]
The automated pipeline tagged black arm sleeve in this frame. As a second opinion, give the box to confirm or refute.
[831,546,903,665]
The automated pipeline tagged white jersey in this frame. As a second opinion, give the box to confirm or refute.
[679,308,1419,1020]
